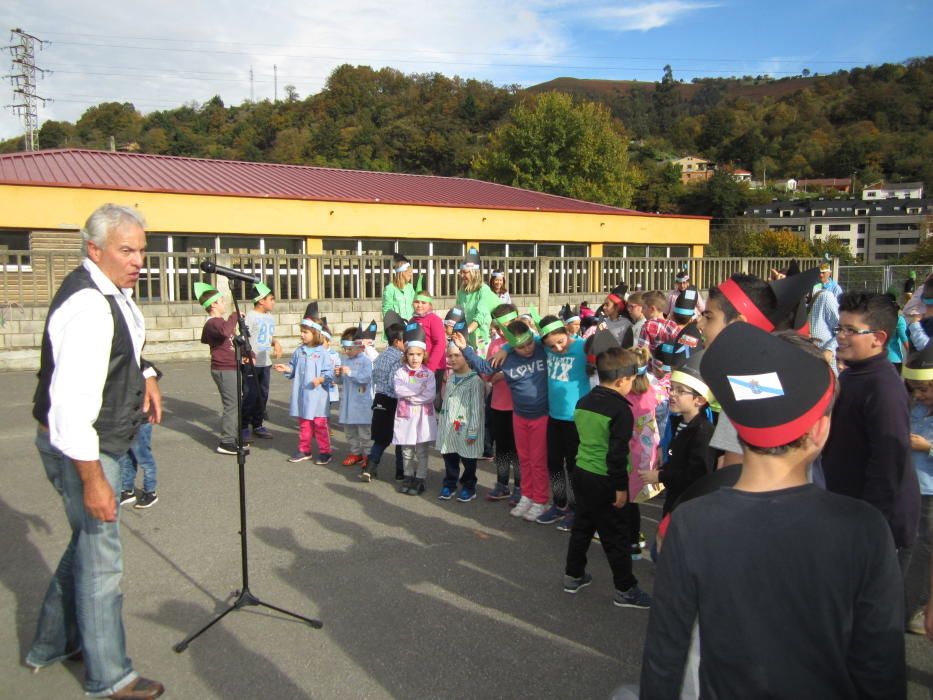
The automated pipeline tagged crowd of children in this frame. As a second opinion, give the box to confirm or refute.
[193,254,929,694]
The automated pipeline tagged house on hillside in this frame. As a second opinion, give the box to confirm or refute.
[792,178,852,195]
[671,156,714,185]
[862,181,925,200]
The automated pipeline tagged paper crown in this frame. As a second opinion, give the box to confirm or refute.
[304,301,320,320]
[672,286,699,318]
[675,270,691,282]
[653,340,691,373]
[301,317,322,331]
[252,281,272,302]
[491,269,505,279]
[341,327,364,347]
[492,304,519,327]
[383,310,407,331]
[403,322,427,349]
[444,306,466,332]
[903,342,933,381]
[675,320,705,354]
[360,319,378,341]
[670,349,713,403]
[193,281,221,309]
[699,322,834,449]
[584,329,620,366]
[717,268,819,334]
[607,280,628,305]
[393,253,411,273]
[499,318,534,347]
[414,274,432,302]
[559,303,580,323]
[461,247,481,271]
[538,314,566,337]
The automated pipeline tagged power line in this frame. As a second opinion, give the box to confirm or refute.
[5,28,50,151]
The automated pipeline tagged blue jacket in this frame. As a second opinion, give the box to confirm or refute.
[462,344,549,419]
[285,344,335,420]
[338,353,374,425]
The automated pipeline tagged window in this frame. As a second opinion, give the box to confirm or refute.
[876,237,920,245]
[479,242,506,256]
[537,244,562,257]
[395,239,429,256]
[812,209,825,217]
[626,245,648,258]
[564,244,588,257]
[145,234,170,252]
[866,191,876,197]
[855,208,868,216]
[509,243,535,258]
[264,237,304,254]
[828,224,850,232]
[219,236,262,254]
[669,246,690,258]
[813,224,823,234]
[780,210,794,217]
[857,240,865,248]
[0,230,31,269]
[323,239,357,254]
[857,224,866,234]
[876,223,919,231]
[907,207,922,215]
[173,235,217,253]
[432,241,464,256]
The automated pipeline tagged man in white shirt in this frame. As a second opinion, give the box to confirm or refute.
[28,204,165,699]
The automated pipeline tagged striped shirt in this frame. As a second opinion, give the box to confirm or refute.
[372,346,404,397]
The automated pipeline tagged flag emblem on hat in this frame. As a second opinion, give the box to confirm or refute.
[727,373,785,401]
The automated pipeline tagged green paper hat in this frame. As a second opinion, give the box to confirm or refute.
[528,306,541,326]
[253,281,272,302]
[414,274,432,302]
[500,319,534,348]
[194,281,221,309]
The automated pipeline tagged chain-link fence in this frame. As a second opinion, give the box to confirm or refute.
[839,265,933,294]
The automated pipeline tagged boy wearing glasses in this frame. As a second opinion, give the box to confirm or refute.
[822,292,920,577]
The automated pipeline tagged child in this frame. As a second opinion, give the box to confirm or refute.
[410,284,448,380]
[456,320,550,521]
[484,304,521,502]
[436,343,486,502]
[321,326,341,410]
[626,292,646,343]
[196,281,241,455]
[638,350,713,517]
[904,346,933,635]
[560,304,582,338]
[636,291,679,352]
[243,281,282,441]
[623,346,660,559]
[273,317,335,465]
[394,324,437,495]
[362,318,406,483]
[563,346,652,609]
[337,327,374,467]
[602,281,634,347]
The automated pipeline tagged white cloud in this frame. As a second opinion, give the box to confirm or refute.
[586,1,720,32]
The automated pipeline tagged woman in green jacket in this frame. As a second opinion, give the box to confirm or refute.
[456,247,500,354]
[382,253,414,320]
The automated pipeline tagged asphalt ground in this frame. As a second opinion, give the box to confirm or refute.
[0,360,931,699]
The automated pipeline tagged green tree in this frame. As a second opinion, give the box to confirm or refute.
[810,234,854,263]
[472,91,634,207]
[744,229,814,257]
[680,169,749,219]
[632,161,684,213]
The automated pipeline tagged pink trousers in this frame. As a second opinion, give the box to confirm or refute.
[513,414,549,504]
[298,417,331,455]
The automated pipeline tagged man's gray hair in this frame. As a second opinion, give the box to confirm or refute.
[81,204,146,255]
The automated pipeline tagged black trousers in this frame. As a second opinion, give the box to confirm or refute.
[547,417,578,509]
[241,365,270,429]
[565,468,637,592]
[369,393,403,475]
[490,407,520,487]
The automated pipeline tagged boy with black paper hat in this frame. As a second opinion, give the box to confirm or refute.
[640,322,905,699]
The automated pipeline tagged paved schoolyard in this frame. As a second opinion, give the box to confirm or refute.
[0,360,931,699]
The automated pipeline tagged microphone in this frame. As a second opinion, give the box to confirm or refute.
[199,261,261,285]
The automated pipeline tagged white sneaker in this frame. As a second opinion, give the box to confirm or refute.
[523,502,549,522]
[907,608,926,635]
[510,496,533,518]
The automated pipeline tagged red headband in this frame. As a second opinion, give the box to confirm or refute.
[731,369,835,448]
[719,278,774,332]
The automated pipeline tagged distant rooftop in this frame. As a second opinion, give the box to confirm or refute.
[0,148,669,217]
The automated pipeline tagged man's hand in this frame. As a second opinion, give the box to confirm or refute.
[143,376,162,424]
[613,490,628,509]
[74,460,116,522]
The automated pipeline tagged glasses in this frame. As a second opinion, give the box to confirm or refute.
[669,387,697,397]
[833,326,878,337]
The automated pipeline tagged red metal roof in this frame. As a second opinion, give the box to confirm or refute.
[0,148,670,217]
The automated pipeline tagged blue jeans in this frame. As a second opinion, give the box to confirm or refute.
[119,422,156,493]
[442,452,478,491]
[27,429,137,697]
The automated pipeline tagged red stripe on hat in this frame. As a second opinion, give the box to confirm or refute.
[730,370,835,448]
[719,279,774,333]
[608,294,624,306]
[797,321,811,337]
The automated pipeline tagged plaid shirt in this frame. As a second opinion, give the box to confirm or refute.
[372,346,404,398]
[637,317,680,351]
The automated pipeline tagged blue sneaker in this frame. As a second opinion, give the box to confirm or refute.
[508,486,522,506]
[563,572,593,594]
[438,486,454,501]
[556,511,575,532]
[457,488,477,503]
[535,504,567,525]
[485,483,511,501]
[613,585,652,609]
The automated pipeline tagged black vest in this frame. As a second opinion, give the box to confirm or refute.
[33,265,146,457]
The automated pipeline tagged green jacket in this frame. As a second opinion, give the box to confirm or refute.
[382,282,414,320]
[573,385,633,493]
[456,283,499,348]
[436,370,485,458]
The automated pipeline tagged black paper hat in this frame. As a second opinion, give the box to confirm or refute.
[771,267,821,332]
[461,246,481,272]
[559,304,580,323]
[304,301,320,320]
[341,327,363,347]
[606,280,628,305]
[699,322,834,449]
[902,342,933,381]
[653,340,690,373]
[393,253,411,273]
[360,319,378,341]
[670,349,712,402]
[384,310,407,331]
[675,319,704,353]
[672,286,699,318]
[403,322,427,350]
[584,329,620,366]
[675,269,691,283]
[444,306,467,333]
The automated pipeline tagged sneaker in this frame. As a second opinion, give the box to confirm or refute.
[398,477,415,495]
[593,530,602,543]
[563,572,593,594]
[535,504,567,525]
[240,429,252,445]
[510,496,533,518]
[457,488,477,503]
[134,491,158,509]
[556,511,575,532]
[342,454,363,467]
[119,489,138,506]
[480,453,495,461]
[438,486,455,501]
[405,478,425,496]
[907,608,926,635]
[252,426,274,439]
[315,453,333,466]
[613,585,652,609]
[360,462,377,482]
[508,486,522,506]
[287,451,313,462]
[394,471,405,482]
[216,442,238,455]
[523,502,549,522]
[630,543,643,561]
[486,483,511,501]
[639,531,647,549]
[108,676,165,699]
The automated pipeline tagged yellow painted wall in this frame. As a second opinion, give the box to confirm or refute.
[0,184,709,247]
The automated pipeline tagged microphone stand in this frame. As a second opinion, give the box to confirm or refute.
[175,279,322,653]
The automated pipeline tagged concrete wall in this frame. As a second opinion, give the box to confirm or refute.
[0,294,580,371]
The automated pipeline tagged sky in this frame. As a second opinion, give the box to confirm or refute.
[1,0,931,142]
